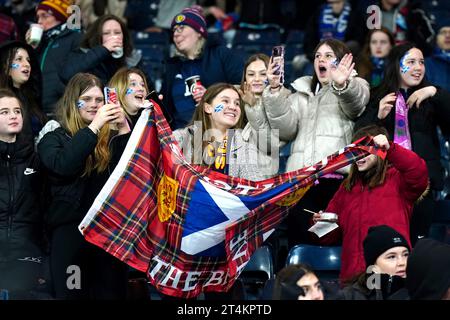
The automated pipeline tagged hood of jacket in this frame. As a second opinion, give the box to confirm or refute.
[406,238,450,300]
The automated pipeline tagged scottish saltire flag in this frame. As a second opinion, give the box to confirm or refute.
[79,101,385,298]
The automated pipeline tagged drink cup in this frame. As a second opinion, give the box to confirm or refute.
[29,24,44,46]
[112,47,124,59]
[319,212,338,223]
[185,75,202,96]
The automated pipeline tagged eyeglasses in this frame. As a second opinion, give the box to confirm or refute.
[36,12,53,21]
[173,25,185,34]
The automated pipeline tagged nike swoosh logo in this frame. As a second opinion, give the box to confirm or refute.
[24,168,36,175]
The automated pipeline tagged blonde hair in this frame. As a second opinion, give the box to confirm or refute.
[174,37,206,59]
[55,73,111,176]
[108,67,149,120]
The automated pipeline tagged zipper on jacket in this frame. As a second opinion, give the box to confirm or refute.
[6,154,14,239]
[386,276,393,297]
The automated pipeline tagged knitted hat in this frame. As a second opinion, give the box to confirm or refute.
[433,14,450,34]
[363,225,410,267]
[171,6,208,38]
[37,0,72,23]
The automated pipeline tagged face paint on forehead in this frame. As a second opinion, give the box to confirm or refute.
[214,104,224,113]
[11,63,20,69]
[400,52,410,74]
[77,100,85,109]
[126,88,134,95]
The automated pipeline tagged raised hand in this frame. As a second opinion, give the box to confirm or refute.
[373,134,390,150]
[238,82,257,106]
[267,57,283,91]
[102,36,123,53]
[378,92,396,119]
[330,53,355,87]
[407,86,436,109]
[88,103,121,133]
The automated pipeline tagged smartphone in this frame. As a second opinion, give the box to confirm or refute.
[104,87,119,130]
[271,45,285,84]
[104,87,118,104]
[272,45,285,59]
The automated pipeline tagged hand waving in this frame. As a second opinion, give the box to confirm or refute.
[330,53,355,87]
[238,82,257,106]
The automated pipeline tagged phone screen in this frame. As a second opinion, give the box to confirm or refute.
[272,45,284,58]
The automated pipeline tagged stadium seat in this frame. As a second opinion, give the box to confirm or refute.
[285,29,305,59]
[232,29,281,58]
[286,244,342,281]
[240,245,274,300]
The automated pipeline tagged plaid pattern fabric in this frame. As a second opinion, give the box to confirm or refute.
[79,102,385,298]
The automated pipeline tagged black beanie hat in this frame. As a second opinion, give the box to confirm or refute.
[406,238,450,300]
[363,225,410,267]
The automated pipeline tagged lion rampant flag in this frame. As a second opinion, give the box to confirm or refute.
[79,101,385,298]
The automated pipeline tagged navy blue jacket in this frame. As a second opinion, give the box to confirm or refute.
[161,39,244,129]
[425,54,450,93]
[36,24,82,115]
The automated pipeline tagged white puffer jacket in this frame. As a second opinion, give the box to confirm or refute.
[262,75,369,173]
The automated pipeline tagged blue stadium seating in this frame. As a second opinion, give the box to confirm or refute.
[132,31,170,90]
[286,244,342,280]
[233,29,281,59]
[240,245,274,299]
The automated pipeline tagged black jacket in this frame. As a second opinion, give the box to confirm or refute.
[0,136,44,262]
[406,238,450,300]
[59,45,144,87]
[35,24,82,115]
[37,125,130,229]
[337,273,407,300]
[356,86,450,190]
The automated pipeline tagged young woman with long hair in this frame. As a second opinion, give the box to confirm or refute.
[356,42,450,245]
[313,125,428,282]
[263,38,370,249]
[0,41,46,142]
[173,82,264,181]
[0,88,48,299]
[60,14,142,86]
[356,27,395,87]
[108,67,150,128]
[37,72,131,299]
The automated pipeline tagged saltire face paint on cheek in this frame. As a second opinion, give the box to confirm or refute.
[77,100,85,109]
[11,63,20,69]
[400,52,410,74]
[125,88,134,95]
[214,104,224,113]
[330,58,340,68]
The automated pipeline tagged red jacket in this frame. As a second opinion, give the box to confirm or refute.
[316,143,429,281]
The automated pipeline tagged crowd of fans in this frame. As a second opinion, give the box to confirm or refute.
[0,0,450,300]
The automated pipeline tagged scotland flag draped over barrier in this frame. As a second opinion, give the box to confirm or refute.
[79,101,385,298]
